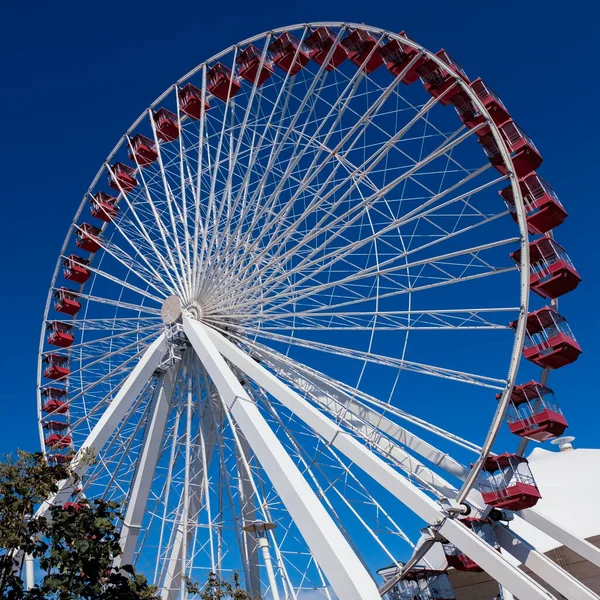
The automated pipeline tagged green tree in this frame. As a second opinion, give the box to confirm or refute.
[0,451,158,600]
[187,572,251,600]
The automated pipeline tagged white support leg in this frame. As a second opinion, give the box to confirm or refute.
[182,315,382,600]
[39,333,169,515]
[494,524,600,600]
[203,323,557,600]
[120,365,177,565]
[236,434,262,600]
[519,510,600,570]
[161,392,223,600]
[255,346,469,482]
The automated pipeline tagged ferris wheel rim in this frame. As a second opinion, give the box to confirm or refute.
[34,21,552,597]
[37,18,530,490]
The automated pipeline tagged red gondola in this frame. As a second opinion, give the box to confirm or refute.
[178,83,209,120]
[504,381,568,442]
[47,322,74,348]
[43,420,69,431]
[512,307,581,369]
[479,120,543,178]
[305,27,348,71]
[379,31,426,84]
[153,108,179,142]
[90,192,119,222]
[54,288,81,316]
[43,353,70,381]
[47,454,72,465]
[236,45,274,86]
[443,518,498,572]
[417,50,470,105]
[41,387,68,414]
[451,79,510,136]
[268,32,311,76]
[108,162,138,193]
[44,433,73,449]
[207,63,241,102]
[511,237,581,299]
[75,223,102,253]
[500,173,568,235]
[500,120,543,178]
[63,255,90,284]
[128,134,158,167]
[341,29,383,73]
[479,453,541,511]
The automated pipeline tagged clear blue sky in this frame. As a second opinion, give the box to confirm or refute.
[0,0,597,457]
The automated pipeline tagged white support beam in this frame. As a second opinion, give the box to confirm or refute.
[182,315,382,600]
[39,333,169,514]
[161,393,223,600]
[494,524,600,600]
[519,510,600,570]
[120,365,177,565]
[204,324,556,600]
[255,347,469,482]
[236,433,262,600]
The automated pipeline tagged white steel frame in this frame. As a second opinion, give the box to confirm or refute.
[34,21,588,600]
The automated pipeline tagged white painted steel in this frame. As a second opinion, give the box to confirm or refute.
[120,366,177,565]
[182,314,382,600]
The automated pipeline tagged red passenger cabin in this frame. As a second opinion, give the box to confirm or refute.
[108,162,138,193]
[75,223,102,253]
[178,83,209,120]
[207,63,241,102]
[43,353,70,381]
[54,288,81,316]
[47,454,72,465]
[417,50,470,105]
[41,387,68,414]
[450,79,510,136]
[268,32,311,76]
[128,134,158,167]
[63,255,91,284]
[44,419,72,449]
[512,307,581,369]
[379,31,426,84]
[479,454,541,511]
[90,192,119,222]
[504,381,568,442]
[443,518,498,572]
[305,27,348,71]
[500,173,568,235]
[236,45,274,86]
[153,108,179,142]
[479,121,543,178]
[511,237,581,299]
[341,29,383,74]
[47,322,74,348]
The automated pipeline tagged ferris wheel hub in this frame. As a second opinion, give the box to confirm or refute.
[161,295,183,324]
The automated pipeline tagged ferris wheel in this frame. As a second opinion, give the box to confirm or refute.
[36,23,592,600]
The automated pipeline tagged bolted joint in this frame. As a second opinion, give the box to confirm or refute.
[439,497,472,518]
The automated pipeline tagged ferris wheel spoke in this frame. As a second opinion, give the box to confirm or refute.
[226,81,442,278]
[218,29,349,269]
[145,118,193,294]
[88,226,175,299]
[247,170,506,299]
[253,342,480,454]
[119,146,188,300]
[218,325,505,389]
[58,290,161,316]
[105,163,185,297]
